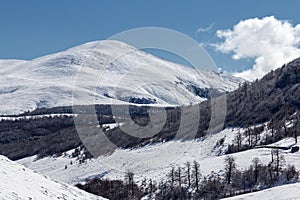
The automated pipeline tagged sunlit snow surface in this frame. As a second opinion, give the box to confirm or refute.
[0,40,243,115]
[0,156,106,200]
[18,126,300,185]
[222,182,300,200]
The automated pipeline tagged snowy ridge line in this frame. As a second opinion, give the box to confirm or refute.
[0,40,243,115]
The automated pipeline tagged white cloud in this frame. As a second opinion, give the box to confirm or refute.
[196,23,214,34]
[215,16,300,81]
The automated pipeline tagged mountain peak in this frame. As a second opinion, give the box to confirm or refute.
[0,41,243,115]
[66,40,137,55]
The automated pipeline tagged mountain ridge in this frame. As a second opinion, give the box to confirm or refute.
[0,40,243,115]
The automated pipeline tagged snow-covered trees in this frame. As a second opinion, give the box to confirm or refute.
[125,170,135,197]
[76,153,299,200]
[192,160,201,191]
[185,161,191,188]
[271,149,285,177]
[224,156,236,184]
[252,157,261,184]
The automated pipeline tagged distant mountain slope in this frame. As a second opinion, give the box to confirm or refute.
[0,155,106,200]
[0,40,243,115]
[225,57,300,127]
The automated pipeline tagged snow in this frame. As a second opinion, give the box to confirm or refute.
[0,40,243,115]
[17,128,238,184]
[15,124,300,199]
[266,137,297,148]
[222,182,300,200]
[0,155,106,200]
[101,122,124,130]
[19,128,300,186]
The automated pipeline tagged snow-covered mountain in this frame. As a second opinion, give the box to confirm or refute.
[0,155,106,200]
[2,52,298,199]
[0,40,243,115]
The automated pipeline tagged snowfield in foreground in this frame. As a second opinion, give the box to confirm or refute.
[222,182,300,200]
[0,155,106,200]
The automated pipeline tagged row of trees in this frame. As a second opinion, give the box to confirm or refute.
[154,152,298,199]
[227,112,299,154]
[76,150,298,200]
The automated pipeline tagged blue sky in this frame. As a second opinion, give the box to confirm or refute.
[1,0,300,77]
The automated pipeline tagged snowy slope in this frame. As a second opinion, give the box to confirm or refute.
[18,126,300,185]
[17,128,237,184]
[222,182,300,200]
[0,155,106,200]
[0,40,243,115]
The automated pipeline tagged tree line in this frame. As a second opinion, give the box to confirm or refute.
[76,149,298,200]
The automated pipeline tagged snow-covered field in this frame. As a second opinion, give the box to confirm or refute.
[222,182,300,200]
[0,155,106,200]
[18,127,300,186]
[0,40,243,115]
[17,128,236,184]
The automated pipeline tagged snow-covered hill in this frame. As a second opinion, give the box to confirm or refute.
[18,125,300,185]
[0,155,106,200]
[17,128,237,184]
[14,121,300,199]
[0,40,243,115]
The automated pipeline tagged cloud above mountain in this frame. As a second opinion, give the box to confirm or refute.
[215,16,300,81]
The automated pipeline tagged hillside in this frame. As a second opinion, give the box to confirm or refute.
[0,57,299,160]
[0,55,299,200]
[18,128,300,199]
[222,182,300,200]
[0,155,106,200]
[0,40,242,115]
[225,58,300,127]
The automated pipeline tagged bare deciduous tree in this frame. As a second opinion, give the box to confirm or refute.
[224,156,236,184]
[193,161,200,191]
[185,161,191,188]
